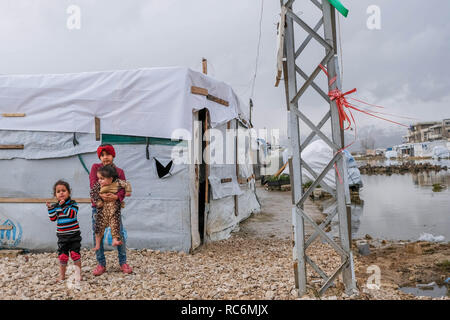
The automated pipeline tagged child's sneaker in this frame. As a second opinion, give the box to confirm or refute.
[120,263,132,274]
[92,265,106,276]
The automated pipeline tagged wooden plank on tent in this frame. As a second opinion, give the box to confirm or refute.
[206,94,229,107]
[202,58,208,75]
[95,117,101,141]
[275,7,286,87]
[238,174,256,184]
[191,86,208,96]
[0,225,13,230]
[191,86,229,106]
[2,113,26,117]
[220,178,232,183]
[0,145,24,149]
[0,198,91,203]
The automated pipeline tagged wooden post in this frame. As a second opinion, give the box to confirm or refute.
[202,58,207,75]
[204,111,209,204]
[203,110,210,245]
[234,120,239,216]
[249,99,253,127]
[95,117,101,141]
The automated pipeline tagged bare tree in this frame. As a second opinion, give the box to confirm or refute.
[360,135,375,152]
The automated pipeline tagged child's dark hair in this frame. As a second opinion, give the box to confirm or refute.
[97,164,119,181]
[53,180,71,196]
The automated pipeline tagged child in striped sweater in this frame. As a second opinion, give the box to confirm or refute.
[46,180,82,281]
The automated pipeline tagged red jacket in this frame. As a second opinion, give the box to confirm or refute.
[89,163,126,207]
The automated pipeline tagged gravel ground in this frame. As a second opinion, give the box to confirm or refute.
[0,185,448,300]
[0,236,447,300]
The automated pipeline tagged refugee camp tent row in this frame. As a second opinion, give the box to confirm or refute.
[0,67,261,252]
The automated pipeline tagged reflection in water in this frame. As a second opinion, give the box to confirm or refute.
[349,202,364,236]
[325,200,365,238]
[323,159,450,240]
[412,170,450,187]
[353,159,450,240]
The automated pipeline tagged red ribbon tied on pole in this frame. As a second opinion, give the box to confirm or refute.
[318,64,410,184]
[319,64,409,130]
[328,87,357,130]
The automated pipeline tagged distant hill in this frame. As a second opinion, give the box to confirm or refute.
[278,125,405,152]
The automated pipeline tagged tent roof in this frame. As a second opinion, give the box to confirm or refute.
[0,67,249,139]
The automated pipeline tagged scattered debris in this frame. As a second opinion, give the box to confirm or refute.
[406,243,423,255]
[0,249,23,258]
[358,163,447,175]
[435,260,450,273]
[418,233,445,242]
[356,240,371,256]
[432,183,446,192]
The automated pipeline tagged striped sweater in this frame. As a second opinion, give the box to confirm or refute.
[48,198,80,234]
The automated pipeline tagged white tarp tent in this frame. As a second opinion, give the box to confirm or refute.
[0,67,248,138]
[0,67,260,252]
[281,140,363,188]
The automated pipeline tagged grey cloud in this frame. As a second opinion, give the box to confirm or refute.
[0,0,448,146]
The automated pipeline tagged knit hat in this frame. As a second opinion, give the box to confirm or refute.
[97,144,116,159]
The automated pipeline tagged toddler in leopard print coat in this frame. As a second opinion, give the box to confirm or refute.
[91,165,131,250]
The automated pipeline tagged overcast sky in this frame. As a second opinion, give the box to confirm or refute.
[0,0,449,148]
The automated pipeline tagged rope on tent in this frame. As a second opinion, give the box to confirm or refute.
[73,132,90,175]
[77,155,90,175]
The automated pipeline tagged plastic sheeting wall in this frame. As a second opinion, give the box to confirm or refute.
[0,131,98,160]
[206,122,260,241]
[0,131,191,252]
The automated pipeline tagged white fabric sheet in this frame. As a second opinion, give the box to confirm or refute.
[0,130,97,160]
[0,67,249,139]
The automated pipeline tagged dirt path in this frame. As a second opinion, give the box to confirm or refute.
[237,185,325,240]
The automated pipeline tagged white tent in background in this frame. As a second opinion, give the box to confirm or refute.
[281,140,363,189]
[0,67,260,252]
[432,145,450,159]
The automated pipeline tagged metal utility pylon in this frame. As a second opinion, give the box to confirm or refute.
[277,0,357,296]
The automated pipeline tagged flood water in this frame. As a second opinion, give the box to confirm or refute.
[351,159,450,241]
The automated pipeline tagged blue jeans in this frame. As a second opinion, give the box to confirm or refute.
[92,207,127,267]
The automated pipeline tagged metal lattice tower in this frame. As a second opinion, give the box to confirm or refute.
[277,0,357,296]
